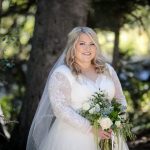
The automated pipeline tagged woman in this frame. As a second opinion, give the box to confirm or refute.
[27,27,129,150]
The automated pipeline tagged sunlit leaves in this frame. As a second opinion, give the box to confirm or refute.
[0,2,35,59]
[2,0,10,12]
[11,0,27,5]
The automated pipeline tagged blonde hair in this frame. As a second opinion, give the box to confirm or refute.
[65,27,107,75]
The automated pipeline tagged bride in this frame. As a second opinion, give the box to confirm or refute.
[26,27,129,150]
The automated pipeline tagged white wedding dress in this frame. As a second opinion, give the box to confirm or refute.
[40,64,129,150]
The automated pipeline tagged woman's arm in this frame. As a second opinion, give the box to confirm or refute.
[109,65,127,108]
[48,71,92,133]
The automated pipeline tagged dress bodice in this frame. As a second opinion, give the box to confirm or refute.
[70,73,115,110]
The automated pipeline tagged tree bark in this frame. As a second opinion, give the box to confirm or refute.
[112,26,120,70]
[0,0,2,21]
[9,0,90,150]
[0,0,2,13]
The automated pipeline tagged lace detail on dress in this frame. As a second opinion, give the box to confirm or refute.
[48,71,92,133]
[107,64,127,107]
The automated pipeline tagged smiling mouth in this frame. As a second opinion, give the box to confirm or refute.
[82,52,91,56]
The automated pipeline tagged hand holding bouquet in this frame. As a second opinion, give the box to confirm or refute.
[79,90,134,150]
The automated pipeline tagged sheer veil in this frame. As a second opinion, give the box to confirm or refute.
[26,49,67,150]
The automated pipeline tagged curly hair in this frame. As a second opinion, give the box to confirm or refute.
[65,27,107,75]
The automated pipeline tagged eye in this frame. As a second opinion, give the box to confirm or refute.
[90,43,95,46]
[79,42,85,45]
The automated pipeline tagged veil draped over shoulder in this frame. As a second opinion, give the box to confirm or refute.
[26,49,67,150]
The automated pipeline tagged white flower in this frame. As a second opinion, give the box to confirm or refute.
[89,107,95,114]
[95,104,100,112]
[98,117,113,130]
[82,102,90,111]
[95,104,99,107]
[115,121,121,127]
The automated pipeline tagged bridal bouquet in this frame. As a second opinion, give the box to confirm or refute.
[79,90,134,150]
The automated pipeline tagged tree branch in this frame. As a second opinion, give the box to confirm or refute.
[130,12,150,39]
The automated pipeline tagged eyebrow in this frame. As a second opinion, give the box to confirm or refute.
[79,41,94,43]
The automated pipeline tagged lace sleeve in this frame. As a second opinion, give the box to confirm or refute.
[48,71,92,133]
[108,65,127,108]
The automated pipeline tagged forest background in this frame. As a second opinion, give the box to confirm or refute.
[0,0,150,150]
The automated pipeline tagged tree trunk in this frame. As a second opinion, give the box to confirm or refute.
[112,26,120,70]
[0,0,2,21]
[0,0,2,13]
[9,0,90,150]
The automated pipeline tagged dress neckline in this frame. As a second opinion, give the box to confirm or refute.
[81,74,104,85]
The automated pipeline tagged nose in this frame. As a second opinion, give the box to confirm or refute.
[85,44,91,51]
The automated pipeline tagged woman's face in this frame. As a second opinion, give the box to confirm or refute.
[75,33,96,65]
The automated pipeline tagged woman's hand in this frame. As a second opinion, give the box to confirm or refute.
[98,128,112,139]
[91,127,112,139]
